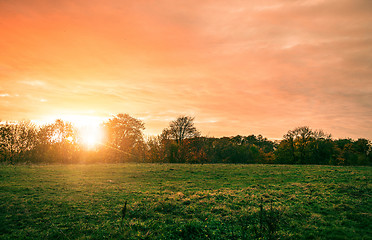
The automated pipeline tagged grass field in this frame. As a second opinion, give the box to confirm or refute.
[0,164,371,239]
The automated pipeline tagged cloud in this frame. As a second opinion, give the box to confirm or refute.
[0,0,371,139]
[19,80,46,87]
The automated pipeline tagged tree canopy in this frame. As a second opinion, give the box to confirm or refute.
[0,116,371,165]
[102,114,145,162]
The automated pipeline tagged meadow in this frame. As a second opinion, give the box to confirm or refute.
[0,164,371,239]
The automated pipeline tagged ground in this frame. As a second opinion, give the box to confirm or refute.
[0,164,371,239]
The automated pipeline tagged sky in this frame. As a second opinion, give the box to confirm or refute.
[0,0,372,140]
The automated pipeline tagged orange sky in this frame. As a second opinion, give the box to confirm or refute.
[1,0,372,139]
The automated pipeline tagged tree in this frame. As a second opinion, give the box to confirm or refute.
[281,130,297,164]
[103,114,145,162]
[35,119,79,163]
[164,116,200,144]
[145,135,165,163]
[335,138,372,165]
[37,119,77,144]
[278,126,335,164]
[290,126,313,164]
[309,130,334,164]
[0,121,38,163]
[354,138,371,165]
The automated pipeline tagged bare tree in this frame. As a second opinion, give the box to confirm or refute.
[165,116,200,144]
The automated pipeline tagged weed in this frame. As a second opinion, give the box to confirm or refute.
[121,200,127,226]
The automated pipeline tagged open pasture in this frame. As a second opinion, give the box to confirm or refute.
[0,164,371,239]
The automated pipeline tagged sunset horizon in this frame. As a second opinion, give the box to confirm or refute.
[1,0,371,140]
[1,2,371,237]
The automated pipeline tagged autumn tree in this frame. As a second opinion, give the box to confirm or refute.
[308,129,334,164]
[145,135,164,163]
[103,114,145,162]
[276,126,334,164]
[333,138,371,165]
[354,138,371,165]
[0,121,38,163]
[35,119,79,163]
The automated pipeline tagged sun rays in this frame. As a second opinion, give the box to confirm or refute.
[43,114,105,149]
[78,124,103,149]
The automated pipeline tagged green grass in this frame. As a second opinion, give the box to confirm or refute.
[0,164,371,239]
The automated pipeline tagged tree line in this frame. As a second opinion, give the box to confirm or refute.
[1,114,371,165]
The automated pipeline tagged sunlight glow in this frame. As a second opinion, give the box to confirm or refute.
[79,125,103,149]
[50,130,62,143]
[43,114,105,149]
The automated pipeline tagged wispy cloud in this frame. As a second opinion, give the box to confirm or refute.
[0,0,371,139]
[19,80,46,87]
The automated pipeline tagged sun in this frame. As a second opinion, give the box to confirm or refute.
[46,114,105,149]
[79,125,103,149]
